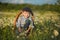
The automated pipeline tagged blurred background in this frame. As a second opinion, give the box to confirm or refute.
[0,0,60,40]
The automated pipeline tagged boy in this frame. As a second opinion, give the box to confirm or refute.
[14,7,34,36]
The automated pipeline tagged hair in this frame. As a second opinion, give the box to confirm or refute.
[22,7,34,16]
[13,7,34,27]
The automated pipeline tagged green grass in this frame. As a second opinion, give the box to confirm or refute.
[0,3,60,40]
[0,11,60,40]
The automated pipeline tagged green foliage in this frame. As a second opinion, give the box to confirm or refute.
[0,3,60,13]
[56,0,60,5]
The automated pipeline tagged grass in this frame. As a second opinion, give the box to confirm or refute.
[0,2,60,40]
[0,11,60,40]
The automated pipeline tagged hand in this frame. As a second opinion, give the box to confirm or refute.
[24,30,30,36]
[25,30,29,34]
[18,28,22,33]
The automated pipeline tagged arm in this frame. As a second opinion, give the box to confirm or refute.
[25,27,32,36]
[16,16,22,32]
[14,12,22,32]
[25,18,34,33]
[25,27,32,33]
[18,27,22,32]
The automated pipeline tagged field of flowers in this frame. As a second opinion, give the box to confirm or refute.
[0,11,60,40]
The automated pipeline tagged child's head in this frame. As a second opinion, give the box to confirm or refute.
[22,7,33,18]
[22,11,30,18]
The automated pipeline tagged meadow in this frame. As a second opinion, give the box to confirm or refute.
[0,3,60,40]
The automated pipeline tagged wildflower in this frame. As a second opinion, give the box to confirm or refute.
[51,35,54,39]
[34,22,38,24]
[0,19,4,27]
[17,36,19,38]
[12,27,14,30]
[55,24,60,28]
[53,30,59,37]
[36,29,39,31]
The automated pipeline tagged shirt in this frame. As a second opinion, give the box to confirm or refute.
[16,15,34,29]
